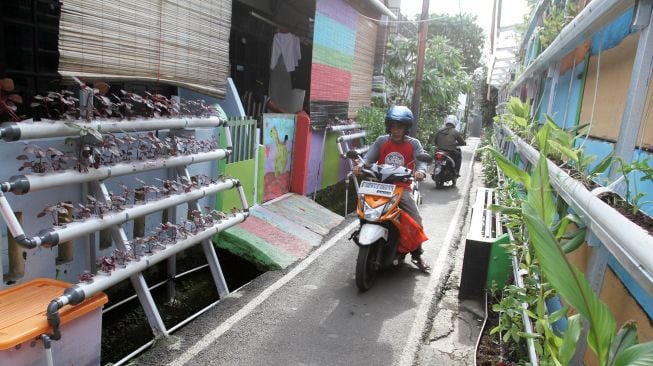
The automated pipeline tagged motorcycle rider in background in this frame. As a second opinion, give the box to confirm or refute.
[434,115,466,176]
[352,106,431,272]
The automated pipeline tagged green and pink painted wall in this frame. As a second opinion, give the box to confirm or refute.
[309,0,356,127]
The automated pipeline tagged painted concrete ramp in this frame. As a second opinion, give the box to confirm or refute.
[214,193,344,270]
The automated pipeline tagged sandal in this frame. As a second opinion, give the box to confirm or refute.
[411,257,431,272]
[393,254,407,266]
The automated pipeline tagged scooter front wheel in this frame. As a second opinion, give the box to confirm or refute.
[356,244,379,291]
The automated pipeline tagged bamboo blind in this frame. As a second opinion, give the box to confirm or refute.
[58,0,232,98]
[348,16,377,118]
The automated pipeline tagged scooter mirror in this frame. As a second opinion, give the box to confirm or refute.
[416,152,433,163]
[345,150,360,160]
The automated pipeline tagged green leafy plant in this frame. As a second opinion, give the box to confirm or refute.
[356,106,387,144]
[489,168,578,365]
[494,97,535,139]
[612,157,653,215]
[479,129,499,187]
[538,2,579,50]
[486,124,653,365]
[490,283,532,353]
[543,116,613,184]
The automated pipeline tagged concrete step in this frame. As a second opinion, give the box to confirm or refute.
[214,193,344,270]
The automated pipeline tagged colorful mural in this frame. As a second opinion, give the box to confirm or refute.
[263,114,296,202]
[309,0,357,126]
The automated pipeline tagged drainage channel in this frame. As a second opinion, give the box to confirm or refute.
[101,245,263,364]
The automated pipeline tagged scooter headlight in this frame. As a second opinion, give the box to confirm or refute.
[363,202,385,221]
[363,195,399,221]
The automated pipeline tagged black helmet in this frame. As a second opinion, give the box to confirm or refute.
[385,106,413,134]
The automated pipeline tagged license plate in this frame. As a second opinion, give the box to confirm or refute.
[359,181,395,197]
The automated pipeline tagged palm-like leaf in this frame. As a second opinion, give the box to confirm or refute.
[609,321,638,364]
[560,227,587,253]
[483,146,531,187]
[528,145,556,227]
[589,152,614,176]
[612,342,653,366]
[559,314,582,365]
[549,140,579,164]
[523,202,615,364]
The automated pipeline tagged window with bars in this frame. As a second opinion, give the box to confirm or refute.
[0,0,62,121]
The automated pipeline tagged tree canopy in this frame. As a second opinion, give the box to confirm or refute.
[380,12,485,147]
[384,34,471,147]
[427,13,485,75]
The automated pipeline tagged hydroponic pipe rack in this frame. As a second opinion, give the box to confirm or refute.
[0,178,240,249]
[0,117,226,141]
[0,114,250,361]
[0,149,229,195]
[499,126,653,297]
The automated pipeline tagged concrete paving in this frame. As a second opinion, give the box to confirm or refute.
[132,138,487,366]
[415,152,486,365]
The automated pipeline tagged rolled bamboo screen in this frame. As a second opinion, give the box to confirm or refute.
[58,0,232,98]
[348,17,377,118]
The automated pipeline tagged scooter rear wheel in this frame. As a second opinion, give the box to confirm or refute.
[356,244,379,291]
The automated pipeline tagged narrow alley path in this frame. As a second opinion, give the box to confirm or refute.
[134,139,482,366]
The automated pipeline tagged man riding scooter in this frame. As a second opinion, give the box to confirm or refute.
[434,115,466,177]
[352,105,431,272]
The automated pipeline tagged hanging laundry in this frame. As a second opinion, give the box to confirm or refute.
[270,32,301,72]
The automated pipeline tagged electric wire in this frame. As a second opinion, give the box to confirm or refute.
[577,37,603,153]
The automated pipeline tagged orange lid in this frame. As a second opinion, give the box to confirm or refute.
[0,278,108,350]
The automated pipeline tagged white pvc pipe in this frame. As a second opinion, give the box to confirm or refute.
[336,131,367,142]
[236,184,250,211]
[503,127,653,295]
[363,0,397,19]
[253,130,260,205]
[11,150,228,194]
[328,123,362,132]
[512,0,635,91]
[50,179,239,244]
[0,192,24,238]
[0,117,225,141]
[511,249,540,366]
[69,213,245,299]
[354,146,370,155]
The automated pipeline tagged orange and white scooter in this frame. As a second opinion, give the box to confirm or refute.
[347,151,431,291]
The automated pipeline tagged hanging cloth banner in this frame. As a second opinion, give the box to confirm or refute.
[590,7,635,55]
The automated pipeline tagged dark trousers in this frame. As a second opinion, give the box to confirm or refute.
[447,148,462,174]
